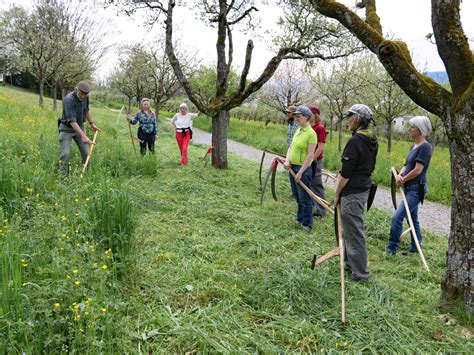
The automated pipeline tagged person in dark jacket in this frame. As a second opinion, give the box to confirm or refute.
[386,116,432,255]
[334,104,378,282]
[58,80,101,176]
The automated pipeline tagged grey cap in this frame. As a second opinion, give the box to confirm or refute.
[294,105,312,119]
[347,104,372,120]
[76,80,91,93]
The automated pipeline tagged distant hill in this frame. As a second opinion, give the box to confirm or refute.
[424,71,449,84]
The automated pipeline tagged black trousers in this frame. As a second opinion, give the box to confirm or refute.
[137,128,156,155]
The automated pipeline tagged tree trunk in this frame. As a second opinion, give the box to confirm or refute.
[337,118,342,152]
[387,121,392,153]
[128,97,132,114]
[329,115,333,141]
[441,107,473,315]
[52,82,58,111]
[38,78,45,107]
[155,99,162,122]
[211,110,229,169]
[61,87,67,99]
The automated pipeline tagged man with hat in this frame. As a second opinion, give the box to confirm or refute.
[285,105,298,147]
[334,103,378,282]
[58,80,100,175]
[286,105,299,199]
[308,104,327,218]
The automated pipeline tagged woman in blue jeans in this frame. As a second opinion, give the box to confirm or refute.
[283,106,317,232]
[386,116,432,255]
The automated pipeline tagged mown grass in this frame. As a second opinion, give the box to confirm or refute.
[0,86,470,352]
[193,116,452,205]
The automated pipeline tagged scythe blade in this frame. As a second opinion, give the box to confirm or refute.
[259,150,266,188]
[391,168,398,210]
[270,159,279,201]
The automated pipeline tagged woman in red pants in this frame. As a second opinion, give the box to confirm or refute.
[171,103,200,166]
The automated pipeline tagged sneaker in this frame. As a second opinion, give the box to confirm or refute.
[295,219,302,225]
[301,225,312,233]
[385,247,397,256]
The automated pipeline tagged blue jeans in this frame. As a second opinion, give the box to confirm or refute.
[289,164,313,228]
[387,183,427,252]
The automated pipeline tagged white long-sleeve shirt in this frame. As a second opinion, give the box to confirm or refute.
[172,113,198,129]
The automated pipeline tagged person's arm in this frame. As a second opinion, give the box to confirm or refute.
[190,112,200,120]
[152,113,157,135]
[85,111,100,131]
[129,112,139,125]
[171,114,177,128]
[399,163,424,184]
[395,166,407,186]
[334,176,350,205]
[313,142,325,160]
[295,143,316,183]
[70,122,93,145]
[335,137,358,203]
[284,146,292,170]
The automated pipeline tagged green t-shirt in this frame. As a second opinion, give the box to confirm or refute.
[289,127,317,165]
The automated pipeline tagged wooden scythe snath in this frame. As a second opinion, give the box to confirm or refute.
[310,204,347,325]
[390,167,430,271]
[81,130,99,178]
[125,108,139,153]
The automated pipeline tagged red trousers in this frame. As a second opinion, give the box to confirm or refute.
[175,131,191,166]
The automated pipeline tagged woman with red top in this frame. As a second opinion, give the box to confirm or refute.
[308,105,327,217]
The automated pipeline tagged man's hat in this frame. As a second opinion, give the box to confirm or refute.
[76,81,91,94]
[346,104,372,120]
[285,105,297,113]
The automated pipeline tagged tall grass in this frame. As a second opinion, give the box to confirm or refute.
[0,86,468,353]
[193,116,452,204]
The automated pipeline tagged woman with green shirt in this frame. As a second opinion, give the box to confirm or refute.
[283,106,317,232]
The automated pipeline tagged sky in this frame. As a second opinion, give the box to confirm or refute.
[1,0,473,80]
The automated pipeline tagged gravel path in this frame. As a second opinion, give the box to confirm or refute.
[191,127,451,236]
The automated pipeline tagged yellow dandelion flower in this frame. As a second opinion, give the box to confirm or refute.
[74,280,80,286]
[84,311,89,316]
[102,264,108,270]
[21,259,25,263]
[21,263,28,267]
[67,275,71,279]
[87,297,92,302]
[73,269,78,274]
[106,255,110,259]
[61,216,67,221]
[53,303,60,308]
[75,230,79,234]
[100,308,107,313]
[74,315,80,320]
[73,305,79,310]
[74,198,79,203]
[62,233,67,237]
[85,197,91,202]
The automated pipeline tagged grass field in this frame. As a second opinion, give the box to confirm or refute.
[0,86,470,352]
[193,116,452,205]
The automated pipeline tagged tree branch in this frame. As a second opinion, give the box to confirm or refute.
[431,0,473,99]
[310,0,452,116]
[164,0,207,113]
[227,6,258,25]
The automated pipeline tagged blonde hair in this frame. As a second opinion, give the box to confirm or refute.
[141,98,152,112]
[179,103,189,110]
